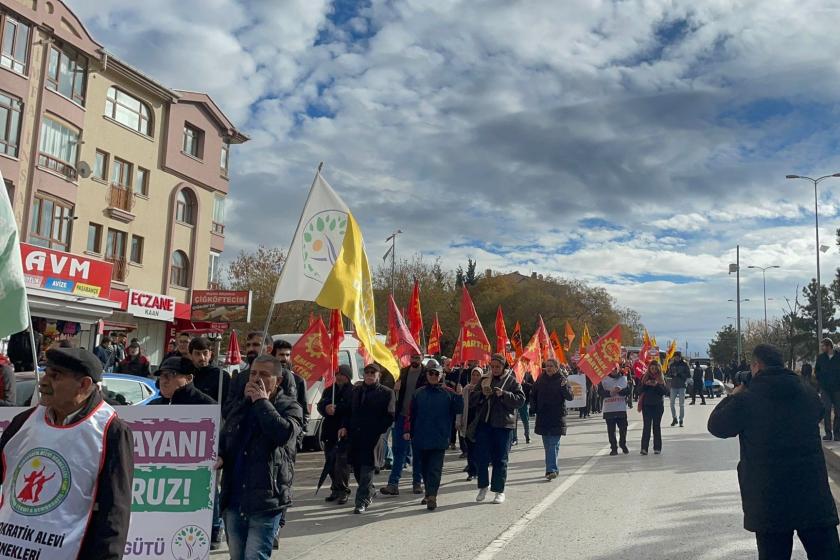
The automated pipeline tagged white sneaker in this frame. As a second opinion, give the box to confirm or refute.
[476,488,488,502]
[492,492,506,504]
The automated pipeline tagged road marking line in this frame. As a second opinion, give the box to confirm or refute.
[473,423,636,560]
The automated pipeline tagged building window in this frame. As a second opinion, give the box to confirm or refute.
[175,189,196,225]
[30,194,72,251]
[94,150,108,180]
[105,228,127,281]
[38,116,79,179]
[170,250,190,288]
[220,142,229,175]
[46,45,87,105]
[1,15,30,74]
[134,167,148,196]
[208,252,222,288]
[183,123,202,158]
[110,157,132,187]
[130,235,144,264]
[0,91,22,157]
[212,196,225,235]
[105,87,151,136]
[87,222,102,253]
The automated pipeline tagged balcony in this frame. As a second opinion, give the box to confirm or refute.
[105,255,128,282]
[211,222,225,235]
[105,184,135,223]
[38,153,77,180]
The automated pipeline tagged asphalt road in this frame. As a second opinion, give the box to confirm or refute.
[213,399,840,559]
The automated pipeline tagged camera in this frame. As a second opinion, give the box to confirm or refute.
[733,370,752,388]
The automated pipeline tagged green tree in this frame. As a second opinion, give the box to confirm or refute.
[800,278,837,347]
[708,324,740,365]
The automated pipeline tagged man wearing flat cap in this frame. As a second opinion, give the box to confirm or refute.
[0,347,133,560]
[149,356,216,405]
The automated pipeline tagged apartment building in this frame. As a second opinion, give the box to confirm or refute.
[0,0,247,363]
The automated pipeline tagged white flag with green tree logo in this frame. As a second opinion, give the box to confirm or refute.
[0,170,28,339]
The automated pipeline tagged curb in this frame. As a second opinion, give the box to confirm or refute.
[823,441,840,472]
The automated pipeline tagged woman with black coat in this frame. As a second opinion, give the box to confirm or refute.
[530,358,574,480]
[638,361,668,455]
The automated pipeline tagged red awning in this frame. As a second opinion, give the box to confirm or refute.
[173,317,228,334]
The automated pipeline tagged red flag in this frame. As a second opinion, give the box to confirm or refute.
[564,321,576,351]
[407,280,424,347]
[510,321,523,357]
[328,309,344,386]
[577,324,623,384]
[495,306,512,362]
[291,317,333,389]
[387,294,421,368]
[427,313,443,355]
[451,327,464,366]
[536,316,557,362]
[549,329,569,366]
[226,330,242,365]
[459,287,492,364]
[513,330,542,382]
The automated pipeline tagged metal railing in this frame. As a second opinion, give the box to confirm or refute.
[38,153,77,179]
[211,222,225,235]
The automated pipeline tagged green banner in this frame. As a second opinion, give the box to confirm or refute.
[130,466,213,513]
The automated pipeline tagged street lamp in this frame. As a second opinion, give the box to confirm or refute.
[747,265,781,332]
[787,173,840,354]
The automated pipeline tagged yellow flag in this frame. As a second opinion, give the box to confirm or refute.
[579,323,593,355]
[663,340,677,371]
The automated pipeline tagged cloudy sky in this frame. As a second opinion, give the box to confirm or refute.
[72,0,840,355]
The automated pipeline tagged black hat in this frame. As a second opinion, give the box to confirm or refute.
[363,363,380,373]
[490,353,507,365]
[45,347,103,382]
[336,364,352,380]
[155,356,196,377]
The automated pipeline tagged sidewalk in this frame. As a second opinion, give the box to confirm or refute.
[824,440,840,473]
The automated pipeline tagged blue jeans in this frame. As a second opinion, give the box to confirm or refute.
[669,388,685,421]
[542,435,561,474]
[388,414,422,486]
[474,423,513,492]
[513,403,530,441]
[224,510,282,560]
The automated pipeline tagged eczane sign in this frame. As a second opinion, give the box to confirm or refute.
[127,289,175,322]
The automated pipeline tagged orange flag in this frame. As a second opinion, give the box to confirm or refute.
[427,313,443,355]
[564,321,576,351]
[387,294,421,368]
[510,321,524,357]
[577,324,623,384]
[550,329,569,365]
[328,309,344,385]
[536,316,556,362]
[513,330,542,382]
[291,317,333,389]
[407,280,424,347]
[459,286,491,364]
[495,306,512,362]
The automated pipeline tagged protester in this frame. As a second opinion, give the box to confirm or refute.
[149,356,216,405]
[316,365,354,505]
[530,358,574,480]
[443,358,461,451]
[0,353,16,406]
[689,361,707,405]
[709,343,840,560]
[225,332,273,418]
[801,361,813,384]
[638,361,667,455]
[0,347,133,559]
[273,339,309,439]
[666,351,691,426]
[512,371,533,445]
[382,353,427,496]
[218,355,303,559]
[348,363,395,513]
[115,341,151,377]
[189,336,231,404]
[599,366,630,455]
[7,329,42,372]
[459,366,483,481]
[165,331,192,359]
[112,332,127,364]
[815,338,840,441]
[470,353,526,504]
[94,335,116,370]
[704,362,716,399]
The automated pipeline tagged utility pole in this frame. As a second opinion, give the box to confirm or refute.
[729,246,743,363]
[384,230,402,295]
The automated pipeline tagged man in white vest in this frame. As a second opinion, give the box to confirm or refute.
[598,366,631,455]
[0,347,133,559]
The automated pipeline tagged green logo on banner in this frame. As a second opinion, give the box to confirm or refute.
[131,466,212,513]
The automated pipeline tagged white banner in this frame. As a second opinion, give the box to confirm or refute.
[0,404,219,560]
[567,374,587,408]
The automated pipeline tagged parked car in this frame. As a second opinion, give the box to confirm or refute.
[15,371,159,407]
[684,376,725,398]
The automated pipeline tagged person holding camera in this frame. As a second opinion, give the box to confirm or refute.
[530,358,574,480]
[708,343,839,559]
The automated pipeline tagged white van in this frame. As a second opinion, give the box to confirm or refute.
[271,333,370,451]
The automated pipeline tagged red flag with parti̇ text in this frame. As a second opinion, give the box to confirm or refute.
[387,294,421,368]
[459,286,492,364]
[291,317,333,389]
[577,324,623,384]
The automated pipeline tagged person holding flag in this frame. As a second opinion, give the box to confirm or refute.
[316,364,354,505]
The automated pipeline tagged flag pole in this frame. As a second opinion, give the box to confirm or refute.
[259,162,324,353]
[27,312,41,403]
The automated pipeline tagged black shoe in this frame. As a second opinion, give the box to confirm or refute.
[610,449,618,456]
[824,434,833,441]
[211,528,223,551]
[689,401,695,405]
[338,492,350,505]
[679,421,684,427]
[412,483,424,495]
[671,419,678,427]
[640,449,648,455]
[427,496,437,511]
[383,461,393,470]
[325,493,340,502]
[525,437,530,444]
[701,401,706,405]
[273,534,279,550]
[621,445,629,454]
[374,467,381,474]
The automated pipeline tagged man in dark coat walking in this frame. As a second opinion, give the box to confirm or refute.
[316,365,354,504]
[815,338,840,441]
[708,343,840,559]
[530,358,573,480]
[665,352,691,426]
[348,363,395,514]
[689,361,706,405]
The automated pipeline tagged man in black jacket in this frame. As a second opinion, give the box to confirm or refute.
[316,365,354,504]
[709,343,840,559]
[666,352,692,426]
[815,338,840,441]
[0,347,133,560]
[148,356,216,405]
[189,336,231,404]
[689,361,706,405]
[348,363,395,514]
[273,339,309,439]
[218,354,304,559]
[382,353,427,496]
[224,332,273,419]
